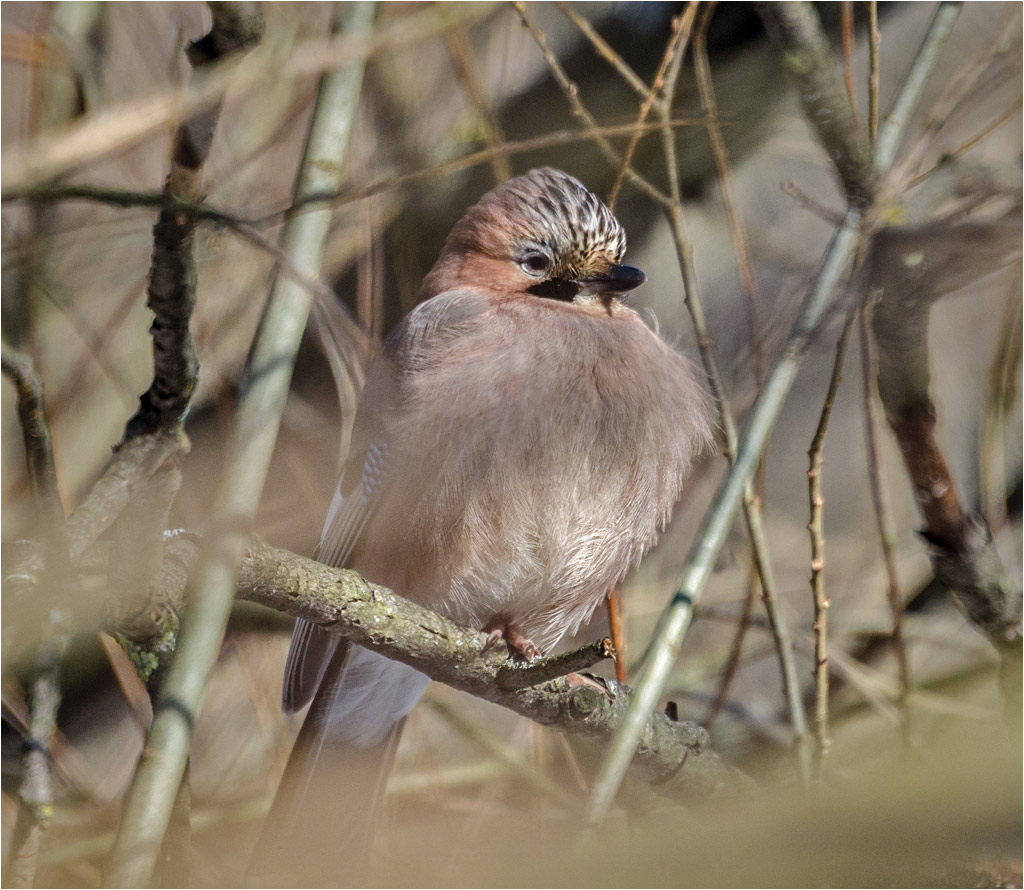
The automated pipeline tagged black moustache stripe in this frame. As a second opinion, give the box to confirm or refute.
[527,279,581,302]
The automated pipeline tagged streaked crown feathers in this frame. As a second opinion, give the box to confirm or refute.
[446,168,627,279]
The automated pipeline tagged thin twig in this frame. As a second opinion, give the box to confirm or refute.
[907,98,1023,189]
[694,4,765,388]
[899,5,1019,186]
[3,118,705,223]
[511,1,672,210]
[0,344,71,890]
[660,10,811,778]
[1,2,498,191]
[806,311,857,775]
[857,306,910,743]
[868,2,880,144]
[442,24,511,184]
[840,2,861,131]
[589,2,962,823]
[103,6,376,885]
[1,345,70,573]
[702,560,758,728]
[780,180,846,224]
[554,3,649,99]
[606,5,698,210]
[496,638,616,691]
[425,698,569,801]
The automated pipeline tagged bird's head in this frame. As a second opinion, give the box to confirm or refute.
[424,168,645,308]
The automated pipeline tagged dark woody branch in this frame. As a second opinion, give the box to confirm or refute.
[124,2,263,440]
[225,535,735,798]
[868,217,1022,710]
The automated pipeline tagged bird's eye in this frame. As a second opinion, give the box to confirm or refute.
[519,252,551,277]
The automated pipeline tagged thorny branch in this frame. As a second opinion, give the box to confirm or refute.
[805,312,855,774]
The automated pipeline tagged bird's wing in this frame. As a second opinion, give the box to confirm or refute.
[282,289,489,714]
[282,347,399,714]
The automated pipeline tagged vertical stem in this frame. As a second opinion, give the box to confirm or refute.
[661,31,811,777]
[806,312,857,776]
[841,2,861,130]
[103,5,376,885]
[588,0,960,826]
[1,344,71,889]
[605,5,698,210]
[867,1,880,144]
[703,561,758,728]
[588,207,864,826]
[858,307,910,736]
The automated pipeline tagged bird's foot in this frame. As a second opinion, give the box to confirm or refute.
[481,623,542,660]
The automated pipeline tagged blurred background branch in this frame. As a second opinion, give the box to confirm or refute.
[104,4,371,885]
[1,2,1020,886]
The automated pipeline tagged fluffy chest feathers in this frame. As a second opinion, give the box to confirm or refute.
[352,290,712,652]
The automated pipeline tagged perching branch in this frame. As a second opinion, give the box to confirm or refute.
[225,537,733,798]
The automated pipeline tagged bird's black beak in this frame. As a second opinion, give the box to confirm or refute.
[577,264,646,298]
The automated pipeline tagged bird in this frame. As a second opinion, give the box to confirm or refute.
[251,167,713,885]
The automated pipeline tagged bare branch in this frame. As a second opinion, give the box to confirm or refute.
[226,537,734,798]
[105,5,375,884]
[124,2,263,439]
[589,0,966,824]
[868,222,1022,656]
[0,344,70,890]
[757,1,877,206]
[805,311,856,775]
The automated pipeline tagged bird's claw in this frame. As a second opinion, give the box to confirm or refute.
[481,623,542,660]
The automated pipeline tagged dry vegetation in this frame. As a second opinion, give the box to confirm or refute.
[1,2,1021,887]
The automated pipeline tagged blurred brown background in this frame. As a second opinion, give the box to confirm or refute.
[2,2,1021,886]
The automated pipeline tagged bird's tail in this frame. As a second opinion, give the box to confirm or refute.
[248,643,429,886]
